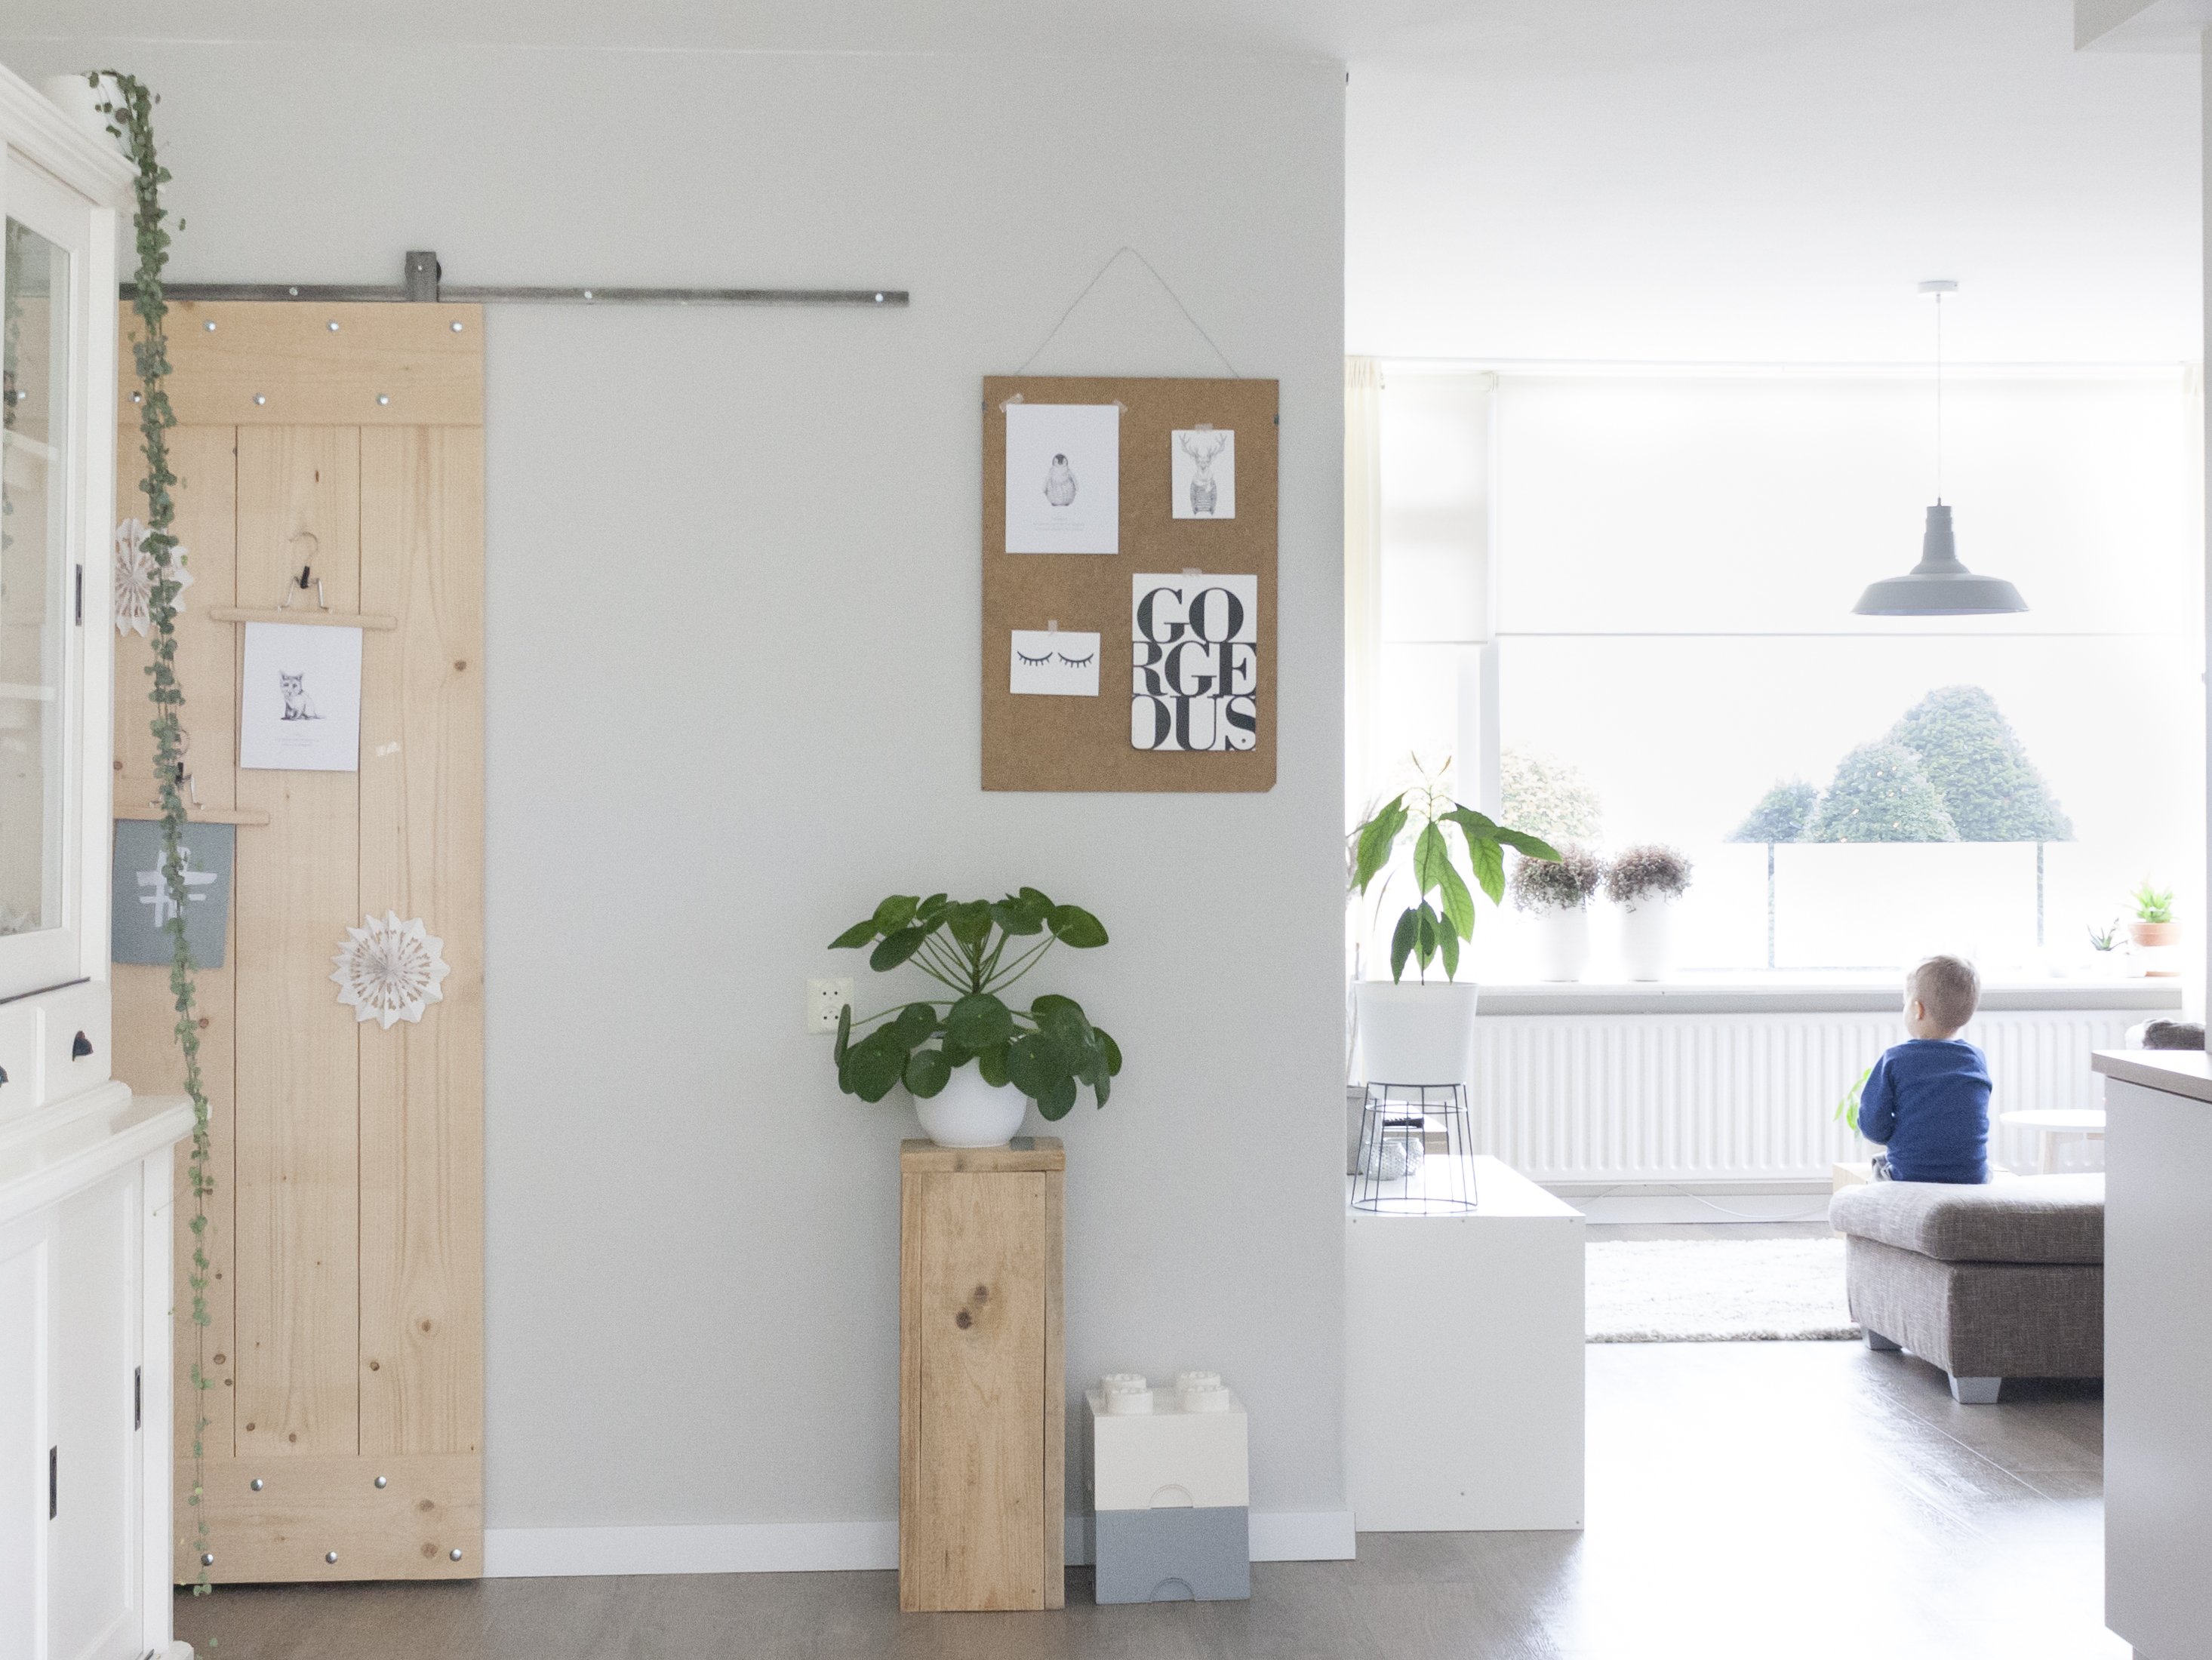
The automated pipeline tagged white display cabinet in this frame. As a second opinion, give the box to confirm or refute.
[0,62,194,1660]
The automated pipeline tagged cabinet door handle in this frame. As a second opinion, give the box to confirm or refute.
[49,1446,57,1518]
[135,1366,143,1431]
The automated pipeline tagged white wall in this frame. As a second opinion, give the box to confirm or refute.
[1,38,1348,1540]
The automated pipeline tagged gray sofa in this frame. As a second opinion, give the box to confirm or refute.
[1827,1175,2103,1404]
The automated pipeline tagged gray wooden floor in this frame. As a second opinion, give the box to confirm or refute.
[175,1340,2118,1660]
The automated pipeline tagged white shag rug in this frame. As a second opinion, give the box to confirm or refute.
[1586,1237,1860,1342]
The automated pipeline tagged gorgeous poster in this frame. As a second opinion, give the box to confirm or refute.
[1131,573,1258,752]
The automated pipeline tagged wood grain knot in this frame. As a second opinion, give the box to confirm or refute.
[454,659,468,671]
[198,1017,211,1029]
[955,1310,973,1330]
[974,1285,989,1302]
[421,1543,436,1558]
[245,1422,254,1432]
[420,1319,434,1333]
[212,1354,225,1366]
[288,1433,297,1443]
[368,1360,380,1371]
[417,1499,435,1512]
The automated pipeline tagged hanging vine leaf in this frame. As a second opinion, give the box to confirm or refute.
[89,68,215,1600]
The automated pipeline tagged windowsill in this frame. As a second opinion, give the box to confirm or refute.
[1469,973,2186,1016]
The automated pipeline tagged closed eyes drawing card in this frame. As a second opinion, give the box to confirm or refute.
[1009,629,1101,696]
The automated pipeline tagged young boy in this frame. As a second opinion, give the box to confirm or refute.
[1860,954,1992,1185]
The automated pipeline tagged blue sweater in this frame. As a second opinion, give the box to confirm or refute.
[1859,1038,1991,1184]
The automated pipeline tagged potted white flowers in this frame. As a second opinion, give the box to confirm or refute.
[1349,764,1558,1085]
[1605,845,1694,982]
[1510,846,1604,982]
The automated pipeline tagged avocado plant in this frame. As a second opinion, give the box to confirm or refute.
[1351,763,1561,982]
[828,888,1120,1120]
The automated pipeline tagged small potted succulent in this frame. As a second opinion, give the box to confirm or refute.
[1348,759,1558,1085]
[1604,844,1694,982]
[826,888,1120,1148]
[2129,881,2177,948]
[1511,845,1604,982]
[2087,918,2124,978]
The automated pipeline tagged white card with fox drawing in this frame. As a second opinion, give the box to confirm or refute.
[240,621,363,772]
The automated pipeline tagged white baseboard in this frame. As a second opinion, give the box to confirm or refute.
[1248,1509,1358,1561]
[485,1520,898,1578]
[484,1510,1358,1579]
[1561,1190,1838,1225]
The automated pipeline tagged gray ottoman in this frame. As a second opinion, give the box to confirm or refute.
[1828,1175,2103,1404]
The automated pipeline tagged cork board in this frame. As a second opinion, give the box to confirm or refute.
[982,375,1278,792]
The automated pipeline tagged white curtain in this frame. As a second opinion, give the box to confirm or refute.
[1344,357,1384,832]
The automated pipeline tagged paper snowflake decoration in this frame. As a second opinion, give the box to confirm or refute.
[114,518,192,638]
[331,911,451,1029]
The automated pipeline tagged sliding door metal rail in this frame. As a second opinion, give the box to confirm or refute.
[120,252,906,308]
[122,283,906,306]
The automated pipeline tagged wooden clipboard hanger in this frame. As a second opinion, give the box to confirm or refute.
[208,533,400,629]
[281,532,327,612]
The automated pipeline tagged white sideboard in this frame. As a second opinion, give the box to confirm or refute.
[1345,1155,1585,1531]
[2,1079,192,1660]
[2094,1050,2212,1660]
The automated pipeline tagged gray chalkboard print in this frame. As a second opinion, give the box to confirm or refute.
[111,819,233,967]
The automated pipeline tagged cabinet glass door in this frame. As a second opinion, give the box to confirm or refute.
[2,215,70,947]
[0,150,92,1004]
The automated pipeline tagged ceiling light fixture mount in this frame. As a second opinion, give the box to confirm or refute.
[1851,279,2028,617]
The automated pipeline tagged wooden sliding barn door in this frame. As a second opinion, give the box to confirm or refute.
[111,303,484,1582]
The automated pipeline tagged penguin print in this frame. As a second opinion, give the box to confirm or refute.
[1043,453,1078,508]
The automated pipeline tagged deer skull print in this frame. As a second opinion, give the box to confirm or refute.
[1170,429,1235,520]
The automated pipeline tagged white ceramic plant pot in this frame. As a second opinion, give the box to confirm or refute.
[1356,979,1479,1087]
[914,1067,1028,1148]
[1532,905,1591,982]
[1617,893,1678,982]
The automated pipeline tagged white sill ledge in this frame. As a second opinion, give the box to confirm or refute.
[1467,978,2186,1017]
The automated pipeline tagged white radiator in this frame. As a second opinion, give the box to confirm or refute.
[1467,1010,2130,1187]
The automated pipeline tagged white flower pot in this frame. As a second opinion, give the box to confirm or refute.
[1531,906,1591,982]
[1356,979,1479,1087]
[913,1067,1028,1148]
[1617,893,1678,982]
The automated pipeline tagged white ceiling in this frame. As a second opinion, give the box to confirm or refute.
[13,0,2199,361]
[1348,0,2201,362]
[5,0,2026,60]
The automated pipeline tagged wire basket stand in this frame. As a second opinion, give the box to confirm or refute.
[1350,1081,1479,1214]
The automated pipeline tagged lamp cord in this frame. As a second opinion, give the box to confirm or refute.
[1934,291,1944,505]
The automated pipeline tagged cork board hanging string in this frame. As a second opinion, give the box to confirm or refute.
[1014,246,1243,378]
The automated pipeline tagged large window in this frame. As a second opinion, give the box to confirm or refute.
[1357,365,2204,982]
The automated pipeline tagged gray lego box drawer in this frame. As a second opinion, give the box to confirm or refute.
[1092,1505,1249,1604]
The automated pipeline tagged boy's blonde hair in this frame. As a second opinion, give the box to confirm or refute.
[1910,954,1980,1032]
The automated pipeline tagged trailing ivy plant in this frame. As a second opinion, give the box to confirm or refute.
[828,890,1120,1119]
[88,70,216,1600]
[1352,758,1561,982]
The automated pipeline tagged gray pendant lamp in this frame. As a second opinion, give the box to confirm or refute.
[1852,280,2028,616]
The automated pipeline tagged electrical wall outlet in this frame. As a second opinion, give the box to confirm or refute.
[807,977,855,1035]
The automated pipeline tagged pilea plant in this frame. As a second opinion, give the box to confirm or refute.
[828,889,1120,1118]
[89,70,217,1600]
[1351,759,1560,982]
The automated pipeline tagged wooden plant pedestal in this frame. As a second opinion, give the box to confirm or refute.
[899,1137,1065,1612]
